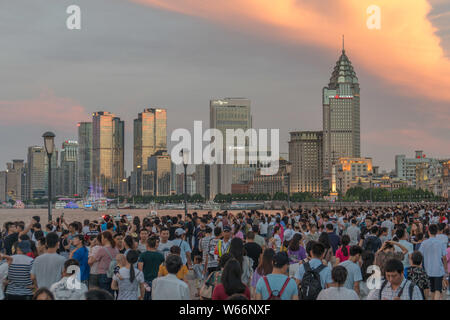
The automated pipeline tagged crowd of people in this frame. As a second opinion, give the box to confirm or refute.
[0,203,449,301]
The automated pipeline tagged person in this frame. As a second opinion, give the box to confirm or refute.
[212,258,251,300]
[419,224,448,300]
[381,213,395,240]
[138,236,165,300]
[303,224,319,247]
[158,228,174,259]
[272,226,282,252]
[407,251,430,300]
[158,246,189,282]
[192,255,204,297]
[363,226,382,253]
[255,252,298,300]
[326,223,340,254]
[345,219,361,246]
[335,234,351,264]
[200,253,232,300]
[250,248,275,298]
[244,231,262,270]
[214,226,232,258]
[0,253,9,300]
[252,225,266,249]
[32,288,55,300]
[374,240,407,276]
[92,231,119,295]
[339,245,363,296]
[70,234,90,286]
[30,232,66,289]
[229,237,253,286]
[359,250,375,299]
[317,266,359,300]
[203,227,221,276]
[137,229,149,254]
[287,233,307,265]
[395,228,414,276]
[172,228,192,269]
[367,258,423,300]
[49,259,88,300]
[112,250,145,300]
[4,241,34,300]
[151,255,190,300]
[88,234,102,289]
[295,242,333,299]
[3,223,18,256]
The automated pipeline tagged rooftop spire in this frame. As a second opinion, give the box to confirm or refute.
[342,34,345,53]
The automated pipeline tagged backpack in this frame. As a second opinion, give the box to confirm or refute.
[263,276,291,300]
[300,262,326,300]
[378,279,414,300]
[104,247,117,278]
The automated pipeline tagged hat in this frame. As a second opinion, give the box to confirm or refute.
[273,252,289,267]
[223,226,231,232]
[18,240,31,254]
[175,228,185,236]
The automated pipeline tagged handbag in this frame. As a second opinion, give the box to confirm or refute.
[200,271,218,300]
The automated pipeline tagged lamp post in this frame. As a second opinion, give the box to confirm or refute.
[368,173,373,203]
[42,131,55,222]
[182,149,190,220]
[285,162,292,211]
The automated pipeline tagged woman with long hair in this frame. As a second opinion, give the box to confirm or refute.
[318,231,334,266]
[111,250,145,300]
[229,238,253,286]
[212,258,251,300]
[317,266,359,300]
[91,231,119,295]
[250,248,275,298]
[335,235,350,264]
[123,235,136,256]
[287,234,307,264]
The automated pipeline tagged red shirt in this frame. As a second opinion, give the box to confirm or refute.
[335,245,350,263]
[212,283,251,300]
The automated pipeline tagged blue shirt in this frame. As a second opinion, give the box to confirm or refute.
[295,258,332,289]
[327,232,341,254]
[101,223,117,232]
[72,246,90,281]
[255,274,298,300]
[171,239,192,265]
[419,237,447,277]
[339,260,362,290]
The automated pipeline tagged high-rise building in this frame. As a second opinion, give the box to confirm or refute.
[208,98,252,199]
[335,157,373,194]
[134,108,167,170]
[92,111,124,197]
[61,140,78,196]
[250,158,289,196]
[27,146,46,199]
[323,41,360,190]
[148,150,171,196]
[0,160,25,202]
[77,122,92,196]
[133,108,167,196]
[195,164,211,200]
[289,131,323,196]
[44,148,59,198]
[395,151,440,187]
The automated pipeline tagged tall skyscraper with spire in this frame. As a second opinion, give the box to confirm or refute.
[323,37,360,190]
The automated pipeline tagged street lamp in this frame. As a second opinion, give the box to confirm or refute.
[285,162,292,211]
[42,131,55,222]
[182,149,190,220]
[368,173,373,203]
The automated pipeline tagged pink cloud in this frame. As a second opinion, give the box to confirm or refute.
[0,91,89,130]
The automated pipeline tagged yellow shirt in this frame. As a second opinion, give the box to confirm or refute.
[158,264,188,280]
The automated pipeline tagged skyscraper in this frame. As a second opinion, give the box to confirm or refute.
[27,146,46,199]
[92,111,124,197]
[289,131,323,196]
[323,40,360,190]
[133,108,167,196]
[61,140,78,196]
[77,122,92,196]
[208,98,252,199]
[134,108,167,171]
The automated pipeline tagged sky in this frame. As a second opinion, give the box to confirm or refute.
[0,0,449,175]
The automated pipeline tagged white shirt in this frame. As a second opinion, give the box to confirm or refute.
[152,274,190,300]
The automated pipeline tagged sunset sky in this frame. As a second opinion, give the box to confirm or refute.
[0,0,449,173]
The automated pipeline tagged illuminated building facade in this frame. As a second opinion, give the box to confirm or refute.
[323,43,360,190]
[335,157,373,194]
[92,111,124,197]
[77,122,92,196]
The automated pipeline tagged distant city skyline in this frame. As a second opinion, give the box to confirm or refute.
[0,0,449,174]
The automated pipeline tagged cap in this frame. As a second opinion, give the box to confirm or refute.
[18,240,31,254]
[223,226,231,232]
[175,228,185,236]
[273,252,289,268]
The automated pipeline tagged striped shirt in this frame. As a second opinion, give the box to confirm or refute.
[6,254,34,296]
